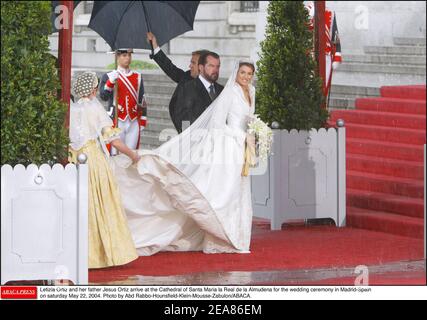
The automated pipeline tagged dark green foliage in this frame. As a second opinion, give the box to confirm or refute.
[1,1,69,165]
[256,1,329,130]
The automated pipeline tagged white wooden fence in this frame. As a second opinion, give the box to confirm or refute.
[1,158,88,285]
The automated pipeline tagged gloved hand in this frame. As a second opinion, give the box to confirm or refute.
[107,70,120,84]
[332,61,340,70]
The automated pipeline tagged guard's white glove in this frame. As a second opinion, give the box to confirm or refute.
[107,106,114,117]
[107,70,120,84]
[332,61,340,70]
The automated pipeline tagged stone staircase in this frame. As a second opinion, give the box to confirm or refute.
[328,85,380,110]
[330,85,426,239]
[140,72,177,150]
[334,36,426,87]
[329,36,426,110]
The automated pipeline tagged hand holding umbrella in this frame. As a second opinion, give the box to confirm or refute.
[146,32,159,50]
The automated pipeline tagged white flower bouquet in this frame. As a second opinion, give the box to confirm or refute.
[242,115,273,176]
[247,114,273,162]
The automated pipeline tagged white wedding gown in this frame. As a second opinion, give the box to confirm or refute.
[110,62,255,255]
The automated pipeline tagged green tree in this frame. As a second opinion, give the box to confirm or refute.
[1,1,69,166]
[106,60,159,71]
[256,1,329,130]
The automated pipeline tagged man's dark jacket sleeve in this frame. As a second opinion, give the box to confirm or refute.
[151,49,192,84]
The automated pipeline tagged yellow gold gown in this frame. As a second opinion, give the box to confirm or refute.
[69,97,138,269]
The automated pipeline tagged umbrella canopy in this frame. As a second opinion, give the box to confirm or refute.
[88,1,200,51]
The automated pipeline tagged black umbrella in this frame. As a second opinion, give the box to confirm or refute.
[88,1,200,54]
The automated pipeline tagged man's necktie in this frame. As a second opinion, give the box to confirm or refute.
[209,84,216,101]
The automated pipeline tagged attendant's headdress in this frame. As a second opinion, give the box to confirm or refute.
[73,72,99,98]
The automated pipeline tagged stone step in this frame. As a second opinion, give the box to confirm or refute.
[147,115,175,125]
[327,96,356,109]
[332,71,426,88]
[345,54,426,66]
[145,93,172,106]
[329,85,380,97]
[145,117,176,133]
[337,62,426,75]
[328,85,381,110]
[355,97,426,115]
[347,188,424,219]
[347,206,424,239]
[147,106,171,119]
[380,85,426,101]
[364,45,426,56]
[140,128,178,147]
[345,138,425,162]
[393,37,426,47]
[142,72,177,84]
[146,120,176,133]
[347,170,424,199]
[144,82,176,95]
[345,123,426,145]
[140,130,163,147]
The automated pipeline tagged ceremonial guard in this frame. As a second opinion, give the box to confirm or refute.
[305,1,342,98]
[99,48,147,155]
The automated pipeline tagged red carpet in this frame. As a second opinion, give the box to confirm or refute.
[330,85,426,238]
[89,85,426,284]
[89,221,424,284]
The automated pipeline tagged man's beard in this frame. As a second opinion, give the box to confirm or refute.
[205,73,218,82]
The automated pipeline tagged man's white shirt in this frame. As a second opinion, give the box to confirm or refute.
[153,46,161,56]
[198,75,214,94]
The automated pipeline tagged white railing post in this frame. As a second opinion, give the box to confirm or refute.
[77,153,89,285]
[337,119,346,227]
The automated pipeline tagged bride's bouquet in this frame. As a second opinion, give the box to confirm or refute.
[242,114,273,176]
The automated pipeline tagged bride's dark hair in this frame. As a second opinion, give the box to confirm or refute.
[239,62,255,73]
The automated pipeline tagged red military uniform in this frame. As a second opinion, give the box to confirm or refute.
[104,70,147,126]
[101,67,148,153]
[305,2,342,98]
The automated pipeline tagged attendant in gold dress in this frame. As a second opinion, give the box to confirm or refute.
[69,72,139,269]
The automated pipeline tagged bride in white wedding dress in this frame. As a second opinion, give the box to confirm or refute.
[110,60,256,255]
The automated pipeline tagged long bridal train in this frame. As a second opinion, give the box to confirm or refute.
[110,61,255,256]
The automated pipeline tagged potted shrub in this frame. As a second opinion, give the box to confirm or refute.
[252,1,346,229]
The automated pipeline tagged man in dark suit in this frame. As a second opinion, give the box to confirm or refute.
[174,51,224,132]
[147,32,209,132]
